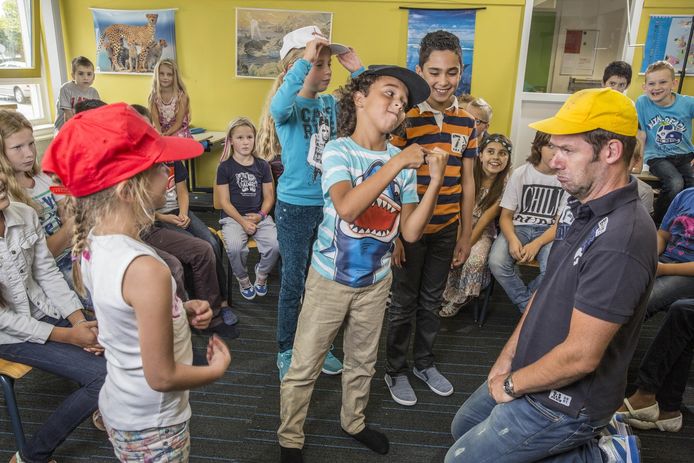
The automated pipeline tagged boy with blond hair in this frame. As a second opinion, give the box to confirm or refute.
[636,60,694,222]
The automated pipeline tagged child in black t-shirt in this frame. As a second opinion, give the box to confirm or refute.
[215,117,279,300]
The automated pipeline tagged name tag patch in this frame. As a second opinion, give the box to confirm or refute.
[451,133,468,154]
[548,390,572,407]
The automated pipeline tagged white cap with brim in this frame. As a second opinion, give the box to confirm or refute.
[279,25,349,60]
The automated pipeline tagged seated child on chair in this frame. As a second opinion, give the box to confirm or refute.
[215,117,279,300]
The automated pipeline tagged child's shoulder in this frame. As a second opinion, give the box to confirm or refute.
[59,80,77,92]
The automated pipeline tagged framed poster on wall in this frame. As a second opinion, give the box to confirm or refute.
[92,8,177,75]
[559,29,599,76]
[641,15,694,75]
[236,8,333,79]
[405,8,477,95]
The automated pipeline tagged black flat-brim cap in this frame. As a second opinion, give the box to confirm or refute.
[363,65,431,110]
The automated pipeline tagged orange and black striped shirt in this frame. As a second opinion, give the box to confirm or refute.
[391,99,478,234]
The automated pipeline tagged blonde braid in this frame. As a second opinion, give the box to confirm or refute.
[67,194,91,297]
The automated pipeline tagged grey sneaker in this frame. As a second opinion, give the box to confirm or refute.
[413,365,454,396]
[384,373,417,406]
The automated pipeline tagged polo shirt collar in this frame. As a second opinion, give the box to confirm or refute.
[568,176,638,219]
[417,96,459,114]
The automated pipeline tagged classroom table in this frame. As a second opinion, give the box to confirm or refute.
[190,131,226,192]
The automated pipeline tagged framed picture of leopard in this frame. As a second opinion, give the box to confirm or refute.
[91,8,177,74]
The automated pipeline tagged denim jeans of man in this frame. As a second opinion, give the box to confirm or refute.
[488,224,553,311]
[386,222,457,374]
[648,153,694,223]
[159,209,228,299]
[275,199,323,352]
[637,299,694,412]
[446,382,606,463]
[645,256,694,319]
[0,317,106,463]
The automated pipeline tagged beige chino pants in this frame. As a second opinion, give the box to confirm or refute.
[278,267,392,448]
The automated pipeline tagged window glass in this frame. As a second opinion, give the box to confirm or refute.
[524,0,632,94]
[0,82,42,119]
[0,0,33,69]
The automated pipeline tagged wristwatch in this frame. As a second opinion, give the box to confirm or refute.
[503,373,519,398]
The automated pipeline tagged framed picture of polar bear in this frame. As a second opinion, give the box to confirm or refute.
[236,8,333,79]
[91,8,177,75]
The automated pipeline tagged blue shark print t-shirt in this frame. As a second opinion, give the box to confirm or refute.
[636,94,694,162]
[660,187,694,263]
[311,137,419,288]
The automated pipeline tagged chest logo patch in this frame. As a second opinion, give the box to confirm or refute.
[451,133,468,154]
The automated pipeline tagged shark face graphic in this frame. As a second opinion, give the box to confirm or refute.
[321,160,403,287]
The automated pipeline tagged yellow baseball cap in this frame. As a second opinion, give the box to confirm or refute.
[529,88,637,136]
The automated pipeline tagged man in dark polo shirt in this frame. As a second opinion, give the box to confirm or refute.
[445,88,657,462]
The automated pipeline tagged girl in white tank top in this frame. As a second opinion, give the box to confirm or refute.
[41,103,231,462]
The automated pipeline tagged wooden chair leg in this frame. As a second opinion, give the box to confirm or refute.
[0,374,27,453]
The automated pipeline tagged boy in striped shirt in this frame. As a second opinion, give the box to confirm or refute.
[385,30,477,406]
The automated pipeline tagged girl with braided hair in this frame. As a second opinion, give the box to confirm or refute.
[42,103,230,461]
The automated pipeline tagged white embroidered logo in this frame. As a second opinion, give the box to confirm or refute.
[573,248,583,266]
[595,217,608,237]
[548,390,572,407]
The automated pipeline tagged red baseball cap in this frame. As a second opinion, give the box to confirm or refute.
[42,103,204,197]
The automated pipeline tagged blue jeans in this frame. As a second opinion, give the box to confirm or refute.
[159,210,227,299]
[645,257,694,319]
[488,225,553,311]
[0,317,106,463]
[275,199,323,352]
[446,382,605,463]
[648,153,694,223]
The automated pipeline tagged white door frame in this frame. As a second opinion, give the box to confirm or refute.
[510,0,644,147]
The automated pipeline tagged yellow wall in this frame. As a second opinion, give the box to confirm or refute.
[627,0,694,101]
[58,0,525,136]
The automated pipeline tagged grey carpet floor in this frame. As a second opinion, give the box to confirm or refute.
[1,255,692,462]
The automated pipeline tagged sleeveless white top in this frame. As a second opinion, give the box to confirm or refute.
[81,233,192,431]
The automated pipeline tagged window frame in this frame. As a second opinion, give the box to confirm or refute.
[0,0,41,79]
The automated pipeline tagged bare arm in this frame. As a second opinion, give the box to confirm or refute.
[123,255,230,392]
[657,229,668,256]
[509,309,620,394]
[63,109,75,122]
[45,222,73,257]
[519,221,558,263]
[329,145,425,224]
[471,203,501,245]
[452,157,475,267]
[499,208,523,261]
[259,181,275,215]
[150,101,162,133]
[176,181,189,218]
